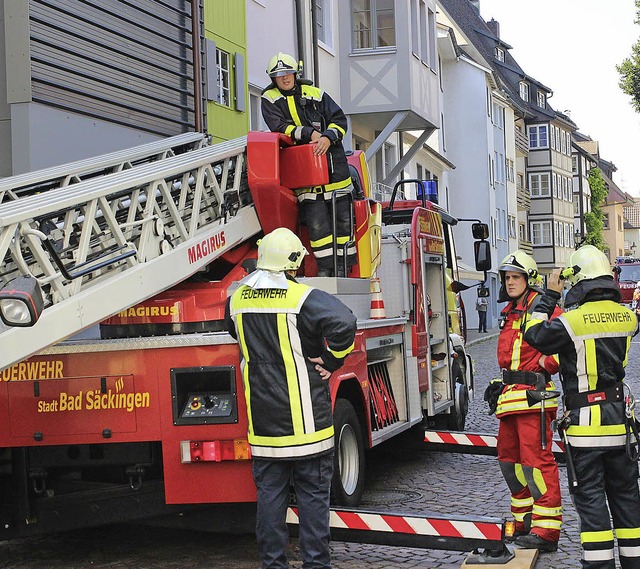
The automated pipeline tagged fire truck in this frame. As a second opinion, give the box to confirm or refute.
[614,256,640,307]
[0,131,490,537]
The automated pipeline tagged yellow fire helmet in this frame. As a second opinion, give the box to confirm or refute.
[498,250,541,288]
[266,52,300,78]
[561,244,612,286]
[256,227,308,272]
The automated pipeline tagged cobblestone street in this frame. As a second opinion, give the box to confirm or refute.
[0,333,638,568]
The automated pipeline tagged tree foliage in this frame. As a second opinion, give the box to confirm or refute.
[617,0,640,112]
[584,167,607,250]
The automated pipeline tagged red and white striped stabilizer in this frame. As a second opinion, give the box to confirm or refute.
[423,430,566,459]
[286,506,505,552]
[369,277,386,319]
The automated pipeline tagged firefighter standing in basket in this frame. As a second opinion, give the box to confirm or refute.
[261,52,356,277]
[484,250,563,552]
[225,227,357,569]
[524,245,640,569]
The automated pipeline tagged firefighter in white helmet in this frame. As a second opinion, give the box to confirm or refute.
[525,244,640,569]
[485,250,563,552]
[261,52,356,277]
[224,227,357,569]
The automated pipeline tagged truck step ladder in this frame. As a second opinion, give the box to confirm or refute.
[0,135,261,372]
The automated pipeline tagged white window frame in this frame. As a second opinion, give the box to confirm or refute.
[531,221,552,246]
[495,47,505,61]
[352,0,396,51]
[537,91,546,108]
[550,125,556,150]
[529,172,550,197]
[519,81,529,102]
[552,173,558,198]
[215,48,232,108]
[528,125,548,149]
[317,0,334,50]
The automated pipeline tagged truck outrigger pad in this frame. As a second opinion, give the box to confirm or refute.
[287,506,507,555]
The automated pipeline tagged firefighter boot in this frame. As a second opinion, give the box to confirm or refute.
[514,533,558,553]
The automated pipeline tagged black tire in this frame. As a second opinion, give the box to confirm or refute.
[446,363,468,431]
[331,399,365,506]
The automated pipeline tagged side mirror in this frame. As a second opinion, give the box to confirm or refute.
[450,280,470,293]
[477,285,490,298]
[474,240,492,272]
[472,223,489,240]
[612,266,621,275]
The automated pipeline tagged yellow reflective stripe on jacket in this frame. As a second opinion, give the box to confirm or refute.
[231,283,309,312]
[300,85,322,101]
[330,342,355,359]
[284,124,296,137]
[327,122,346,137]
[236,313,253,437]
[287,96,303,127]
[278,312,305,435]
[510,318,522,370]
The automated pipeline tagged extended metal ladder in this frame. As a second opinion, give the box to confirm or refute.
[0,134,261,372]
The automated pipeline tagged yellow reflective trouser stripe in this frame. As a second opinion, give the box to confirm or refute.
[329,341,355,359]
[533,519,562,530]
[250,426,335,447]
[237,314,254,437]
[327,122,346,136]
[278,313,304,435]
[616,528,640,539]
[336,236,350,244]
[311,235,333,248]
[287,96,303,126]
[511,497,533,508]
[533,505,562,516]
[582,529,614,543]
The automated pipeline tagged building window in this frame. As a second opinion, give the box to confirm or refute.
[317,0,333,49]
[492,101,504,129]
[573,194,580,216]
[618,215,623,231]
[509,215,517,238]
[552,173,558,198]
[519,223,526,241]
[572,155,578,174]
[427,8,436,69]
[519,81,529,102]
[216,48,232,107]
[528,125,548,149]
[411,0,419,56]
[561,130,566,155]
[517,173,524,190]
[603,213,609,229]
[537,91,546,108]
[531,221,552,245]
[506,159,514,182]
[495,47,505,61]
[550,125,556,150]
[352,0,395,50]
[529,172,550,197]
[555,127,560,151]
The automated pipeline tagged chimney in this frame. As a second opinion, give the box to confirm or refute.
[487,18,500,38]
[469,0,480,11]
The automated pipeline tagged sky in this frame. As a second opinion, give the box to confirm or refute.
[479,0,640,195]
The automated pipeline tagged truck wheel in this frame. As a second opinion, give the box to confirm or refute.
[446,363,468,431]
[331,399,365,506]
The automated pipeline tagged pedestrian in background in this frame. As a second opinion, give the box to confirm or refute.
[525,245,640,569]
[476,293,488,333]
[225,227,357,569]
[484,250,563,553]
[261,52,356,277]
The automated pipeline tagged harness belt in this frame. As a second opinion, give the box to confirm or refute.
[564,385,623,410]
[501,369,549,387]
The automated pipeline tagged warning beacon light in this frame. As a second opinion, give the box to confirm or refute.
[417,180,438,204]
[0,275,44,327]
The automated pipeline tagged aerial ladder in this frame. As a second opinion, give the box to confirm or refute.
[0,134,261,372]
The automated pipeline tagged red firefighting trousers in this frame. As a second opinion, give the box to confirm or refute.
[497,412,562,542]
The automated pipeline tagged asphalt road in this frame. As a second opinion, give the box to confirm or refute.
[0,333,638,569]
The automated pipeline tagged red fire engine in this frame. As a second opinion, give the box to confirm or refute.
[614,256,640,307]
[0,131,490,537]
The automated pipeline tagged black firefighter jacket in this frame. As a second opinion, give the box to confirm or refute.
[224,277,357,460]
[261,81,352,194]
[524,278,639,449]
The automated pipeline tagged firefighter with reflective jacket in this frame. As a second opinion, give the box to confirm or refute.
[485,250,563,552]
[225,227,357,569]
[261,52,356,277]
[525,245,640,569]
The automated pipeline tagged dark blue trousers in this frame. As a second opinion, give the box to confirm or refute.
[252,453,334,569]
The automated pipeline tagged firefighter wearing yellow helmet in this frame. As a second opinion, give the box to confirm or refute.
[525,244,640,568]
[485,249,563,552]
[225,227,356,569]
[261,52,355,277]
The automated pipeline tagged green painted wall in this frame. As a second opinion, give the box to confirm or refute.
[204,0,248,143]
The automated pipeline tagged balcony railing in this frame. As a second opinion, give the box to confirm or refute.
[516,186,530,211]
[515,128,529,155]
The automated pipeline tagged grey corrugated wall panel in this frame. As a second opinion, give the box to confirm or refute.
[29,0,203,136]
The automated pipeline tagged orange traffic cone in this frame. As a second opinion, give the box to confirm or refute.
[370,277,386,319]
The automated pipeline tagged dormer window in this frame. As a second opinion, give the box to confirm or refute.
[519,81,529,102]
[537,91,546,108]
[495,47,505,61]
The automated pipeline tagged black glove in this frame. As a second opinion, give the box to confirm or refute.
[483,378,504,416]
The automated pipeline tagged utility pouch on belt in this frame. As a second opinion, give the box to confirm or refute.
[502,369,549,389]
[564,385,623,410]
